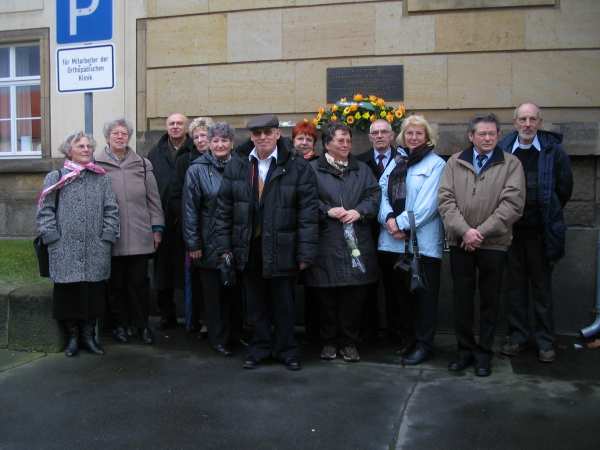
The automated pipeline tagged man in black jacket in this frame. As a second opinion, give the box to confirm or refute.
[147,112,195,330]
[215,115,318,371]
[498,102,573,363]
[356,119,401,348]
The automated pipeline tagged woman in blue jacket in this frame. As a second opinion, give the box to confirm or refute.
[378,115,445,365]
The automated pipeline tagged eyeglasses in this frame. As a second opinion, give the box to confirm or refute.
[369,130,391,136]
[250,128,275,137]
[110,131,129,137]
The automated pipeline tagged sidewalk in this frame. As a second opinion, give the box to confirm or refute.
[1,328,598,450]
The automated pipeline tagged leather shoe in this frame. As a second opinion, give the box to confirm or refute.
[283,358,301,371]
[474,364,492,377]
[402,347,431,366]
[112,327,128,344]
[448,355,474,372]
[140,327,154,345]
[213,344,233,357]
[243,358,259,370]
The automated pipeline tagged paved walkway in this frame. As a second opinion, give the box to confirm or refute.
[1,329,599,450]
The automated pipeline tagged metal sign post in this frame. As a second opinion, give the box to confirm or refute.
[84,92,93,135]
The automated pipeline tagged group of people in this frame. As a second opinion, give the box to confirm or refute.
[35,101,572,377]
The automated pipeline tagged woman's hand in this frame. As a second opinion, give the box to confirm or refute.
[328,207,346,220]
[386,217,399,235]
[188,249,202,260]
[341,209,361,224]
[153,231,162,249]
[392,230,407,240]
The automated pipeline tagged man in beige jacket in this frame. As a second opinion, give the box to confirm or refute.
[438,113,525,377]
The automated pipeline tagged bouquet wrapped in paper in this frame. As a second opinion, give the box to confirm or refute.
[343,223,366,273]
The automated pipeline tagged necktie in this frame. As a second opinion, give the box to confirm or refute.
[476,154,488,169]
[376,154,385,176]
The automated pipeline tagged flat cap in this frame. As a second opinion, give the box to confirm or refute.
[247,114,279,130]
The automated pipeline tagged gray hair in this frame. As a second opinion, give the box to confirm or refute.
[513,102,542,120]
[103,118,133,142]
[369,119,392,134]
[58,131,96,158]
[208,122,235,141]
[189,117,215,136]
[467,113,500,135]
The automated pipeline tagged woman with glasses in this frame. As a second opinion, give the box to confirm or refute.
[95,118,164,345]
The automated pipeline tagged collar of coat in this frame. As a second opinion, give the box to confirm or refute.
[457,145,505,174]
[498,129,563,154]
[234,136,295,167]
[316,152,360,174]
[156,132,195,160]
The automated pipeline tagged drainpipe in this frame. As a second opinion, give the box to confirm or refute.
[579,229,600,339]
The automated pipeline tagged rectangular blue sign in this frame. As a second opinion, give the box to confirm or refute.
[57,0,112,44]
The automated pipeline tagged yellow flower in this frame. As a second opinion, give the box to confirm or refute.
[346,116,355,125]
[380,111,387,118]
[318,107,325,115]
[312,118,319,126]
[340,97,347,103]
[355,112,361,120]
[353,93,364,102]
[343,106,351,115]
[349,104,358,112]
[368,95,377,102]
[370,114,376,122]
[362,112,370,119]
[386,113,394,123]
[370,102,377,107]
[377,98,385,107]
[331,114,338,121]
[394,108,404,119]
[332,105,339,112]
[316,112,323,121]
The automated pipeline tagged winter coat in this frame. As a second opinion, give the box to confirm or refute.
[438,146,525,251]
[36,169,120,283]
[214,138,319,277]
[147,132,195,227]
[95,147,164,257]
[303,155,381,287]
[182,152,231,269]
[499,130,573,261]
[378,149,446,259]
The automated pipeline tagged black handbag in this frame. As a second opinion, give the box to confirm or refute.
[393,211,427,293]
[33,171,60,278]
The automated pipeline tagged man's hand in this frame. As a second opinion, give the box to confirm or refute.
[462,228,484,251]
[153,231,162,249]
[386,217,399,235]
[188,249,202,260]
[341,209,361,224]
[328,207,346,220]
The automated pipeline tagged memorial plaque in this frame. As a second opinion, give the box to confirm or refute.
[326,65,404,104]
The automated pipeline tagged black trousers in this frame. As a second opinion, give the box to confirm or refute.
[450,247,507,364]
[506,231,554,350]
[108,255,150,329]
[379,251,413,341]
[199,269,241,348]
[154,224,184,319]
[243,270,298,361]
[319,285,368,347]
[303,286,320,342]
[390,255,441,352]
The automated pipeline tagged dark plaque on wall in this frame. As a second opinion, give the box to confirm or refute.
[326,65,404,103]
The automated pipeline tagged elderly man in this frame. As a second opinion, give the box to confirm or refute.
[215,115,318,371]
[147,112,195,330]
[438,114,525,377]
[499,103,573,363]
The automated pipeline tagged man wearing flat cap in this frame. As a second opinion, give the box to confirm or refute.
[215,114,318,371]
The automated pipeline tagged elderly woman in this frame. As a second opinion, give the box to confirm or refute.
[182,122,240,356]
[293,120,319,161]
[95,118,164,345]
[304,123,380,363]
[36,131,119,357]
[378,115,445,365]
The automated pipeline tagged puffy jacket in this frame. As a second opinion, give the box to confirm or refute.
[303,155,381,287]
[499,130,573,261]
[214,138,319,277]
[378,149,446,259]
[438,146,525,251]
[182,152,231,269]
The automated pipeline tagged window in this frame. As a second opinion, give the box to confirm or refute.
[0,43,41,158]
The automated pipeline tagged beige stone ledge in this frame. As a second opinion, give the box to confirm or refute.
[282,4,376,59]
[146,14,227,67]
[407,0,556,13]
[209,0,376,12]
[228,9,283,62]
[436,10,525,53]
[146,67,210,117]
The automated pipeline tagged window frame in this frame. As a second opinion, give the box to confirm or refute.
[0,28,49,161]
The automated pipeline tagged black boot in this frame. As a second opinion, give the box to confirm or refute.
[63,320,79,357]
[81,320,105,355]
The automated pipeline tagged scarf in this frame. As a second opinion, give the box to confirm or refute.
[37,159,107,207]
[387,144,434,214]
[302,150,317,160]
[325,152,349,172]
[206,151,231,173]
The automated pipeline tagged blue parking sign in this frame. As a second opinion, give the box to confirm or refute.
[57,0,112,44]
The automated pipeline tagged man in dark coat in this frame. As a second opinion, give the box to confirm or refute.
[499,102,573,363]
[147,112,195,329]
[215,114,318,371]
[356,119,400,347]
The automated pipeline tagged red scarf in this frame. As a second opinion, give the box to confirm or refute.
[37,159,107,207]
